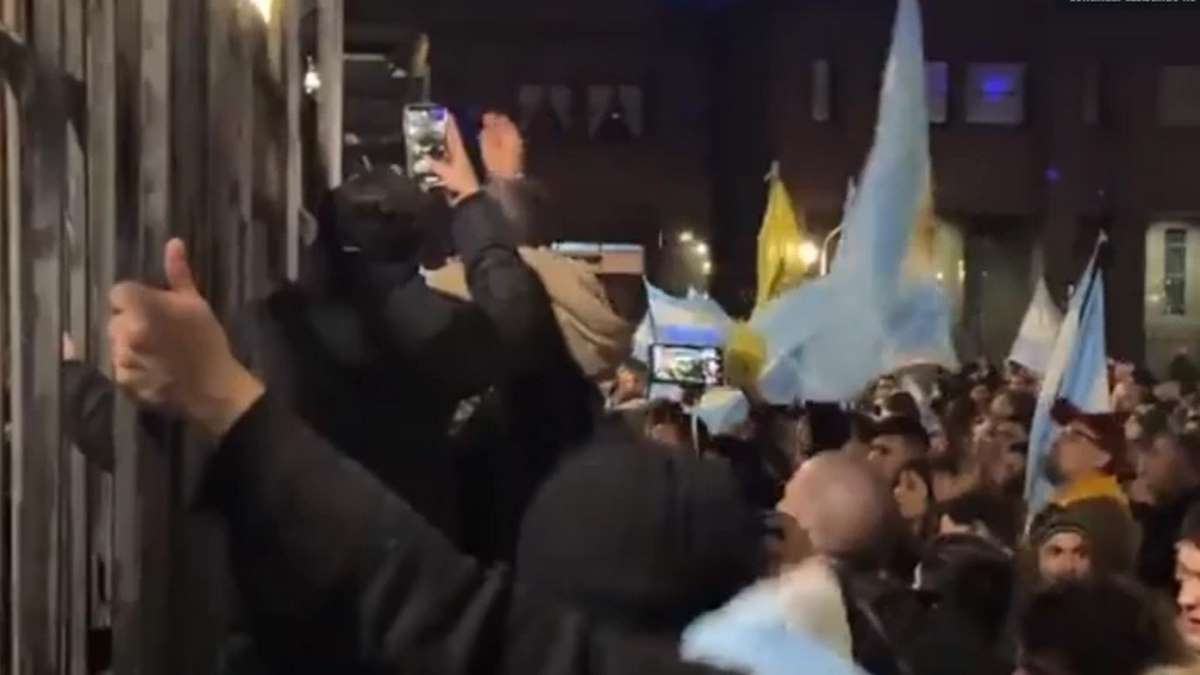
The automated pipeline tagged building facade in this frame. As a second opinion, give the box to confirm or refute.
[346,0,1200,372]
[717,0,1200,370]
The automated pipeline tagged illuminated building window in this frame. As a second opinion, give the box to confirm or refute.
[927,61,949,124]
[1165,228,1187,316]
[965,63,1026,126]
[1159,66,1200,127]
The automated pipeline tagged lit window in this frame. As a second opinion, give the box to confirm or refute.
[812,59,832,123]
[1159,66,1200,127]
[965,63,1026,126]
[927,62,949,124]
[1165,228,1187,316]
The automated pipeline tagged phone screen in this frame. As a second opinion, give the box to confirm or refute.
[650,344,724,387]
[403,104,448,187]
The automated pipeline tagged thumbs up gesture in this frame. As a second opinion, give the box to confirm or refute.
[109,239,264,436]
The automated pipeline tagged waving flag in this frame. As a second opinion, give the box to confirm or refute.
[1024,236,1110,513]
[1009,277,1064,375]
[727,0,954,405]
[755,162,810,309]
[632,280,732,363]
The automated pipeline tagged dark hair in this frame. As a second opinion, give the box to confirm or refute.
[938,491,1020,547]
[1180,501,1200,546]
[895,458,933,492]
[872,415,931,452]
[996,388,1036,430]
[643,400,690,438]
[807,402,851,452]
[917,534,1014,643]
[883,392,921,421]
[1017,576,1189,675]
[1176,431,1200,476]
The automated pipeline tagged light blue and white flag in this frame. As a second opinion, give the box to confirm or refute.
[1009,277,1064,375]
[632,280,732,363]
[1024,236,1110,513]
[728,0,953,406]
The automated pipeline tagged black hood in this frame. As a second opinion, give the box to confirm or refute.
[515,430,766,637]
[318,166,444,265]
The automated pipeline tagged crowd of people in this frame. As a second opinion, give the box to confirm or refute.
[61,109,1200,675]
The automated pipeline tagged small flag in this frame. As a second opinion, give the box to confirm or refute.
[1009,277,1064,375]
[1024,235,1110,514]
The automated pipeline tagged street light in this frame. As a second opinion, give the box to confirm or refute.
[702,261,713,275]
[303,56,321,95]
[695,242,709,257]
[247,0,272,21]
[798,240,820,267]
[679,230,695,244]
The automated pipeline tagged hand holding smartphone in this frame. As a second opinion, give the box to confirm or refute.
[649,344,725,388]
[403,103,449,189]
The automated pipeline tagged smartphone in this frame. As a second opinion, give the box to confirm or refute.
[403,103,449,189]
[649,344,724,388]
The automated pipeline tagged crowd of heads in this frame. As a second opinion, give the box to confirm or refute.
[597,346,1200,674]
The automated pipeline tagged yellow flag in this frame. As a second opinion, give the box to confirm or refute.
[755,165,810,310]
[725,321,767,391]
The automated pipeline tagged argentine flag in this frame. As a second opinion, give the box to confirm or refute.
[1024,236,1110,514]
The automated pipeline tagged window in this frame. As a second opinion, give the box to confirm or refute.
[965,63,1026,126]
[812,59,832,122]
[1165,228,1187,316]
[927,61,949,124]
[1159,66,1200,127]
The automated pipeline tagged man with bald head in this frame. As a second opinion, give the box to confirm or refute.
[777,452,922,675]
[779,452,895,563]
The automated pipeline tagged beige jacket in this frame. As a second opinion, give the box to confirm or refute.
[425,247,633,381]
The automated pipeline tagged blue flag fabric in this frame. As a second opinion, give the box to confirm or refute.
[680,574,864,675]
[1024,236,1110,513]
[746,0,955,404]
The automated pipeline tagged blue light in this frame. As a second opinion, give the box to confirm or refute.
[981,75,1014,101]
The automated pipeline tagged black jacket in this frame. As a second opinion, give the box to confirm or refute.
[62,191,595,551]
[1135,486,1200,594]
[204,395,726,675]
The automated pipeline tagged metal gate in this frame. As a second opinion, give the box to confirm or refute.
[0,0,342,672]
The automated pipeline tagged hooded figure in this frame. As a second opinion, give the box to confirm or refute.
[62,167,599,674]
[515,429,767,637]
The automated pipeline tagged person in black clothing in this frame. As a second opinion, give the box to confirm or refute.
[1136,428,1200,594]
[107,238,741,674]
[63,113,596,563]
[1016,576,1194,675]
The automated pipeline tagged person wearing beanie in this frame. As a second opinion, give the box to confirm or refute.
[1049,398,1133,509]
[1026,497,1141,587]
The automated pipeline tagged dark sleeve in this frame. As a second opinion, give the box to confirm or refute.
[450,192,562,376]
[364,270,501,400]
[206,396,725,675]
[61,361,116,472]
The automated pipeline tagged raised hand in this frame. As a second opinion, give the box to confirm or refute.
[479,112,524,181]
[428,114,481,205]
[109,238,263,436]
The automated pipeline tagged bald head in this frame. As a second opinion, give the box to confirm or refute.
[778,452,895,562]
